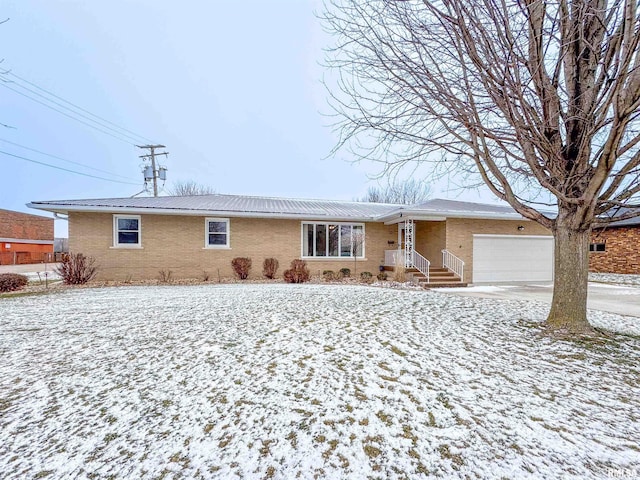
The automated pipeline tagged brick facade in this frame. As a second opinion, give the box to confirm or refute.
[69,212,557,282]
[590,227,640,274]
[0,209,54,263]
[0,209,54,241]
[69,213,397,281]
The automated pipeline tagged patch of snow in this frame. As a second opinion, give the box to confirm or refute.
[438,285,506,293]
[23,270,62,282]
[590,272,640,287]
[0,284,638,479]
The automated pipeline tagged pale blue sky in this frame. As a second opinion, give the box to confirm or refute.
[1,1,497,237]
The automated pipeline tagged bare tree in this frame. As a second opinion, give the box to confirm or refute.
[322,0,640,335]
[350,229,365,276]
[169,180,216,196]
[359,178,431,204]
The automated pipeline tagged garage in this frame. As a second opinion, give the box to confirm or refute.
[472,234,554,283]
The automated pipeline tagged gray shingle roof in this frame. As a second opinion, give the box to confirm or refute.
[598,207,640,227]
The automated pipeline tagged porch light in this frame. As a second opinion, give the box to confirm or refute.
[387,240,395,245]
[517,225,525,231]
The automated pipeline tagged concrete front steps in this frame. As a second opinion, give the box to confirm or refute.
[407,267,467,288]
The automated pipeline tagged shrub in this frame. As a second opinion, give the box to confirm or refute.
[0,273,29,292]
[158,270,173,283]
[339,268,351,278]
[360,271,373,283]
[263,258,279,279]
[323,270,335,281]
[377,271,388,281]
[393,264,406,282]
[55,253,98,285]
[231,257,252,280]
[283,259,310,283]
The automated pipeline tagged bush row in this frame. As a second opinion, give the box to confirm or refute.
[31,251,387,286]
[231,257,310,283]
[322,269,387,283]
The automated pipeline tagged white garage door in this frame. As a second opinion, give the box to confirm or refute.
[472,235,554,283]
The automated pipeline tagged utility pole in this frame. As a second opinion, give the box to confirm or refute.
[137,145,168,197]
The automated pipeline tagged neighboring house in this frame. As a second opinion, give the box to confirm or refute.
[27,195,553,284]
[0,208,54,265]
[590,213,640,274]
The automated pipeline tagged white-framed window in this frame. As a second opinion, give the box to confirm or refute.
[113,215,141,248]
[301,222,364,258]
[205,217,230,248]
[589,242,606,252]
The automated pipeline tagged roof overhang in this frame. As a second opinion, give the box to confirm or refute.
[26,203,381,223]
[379,211,527,224]
[383,215,447,225]
[0,237,54,245]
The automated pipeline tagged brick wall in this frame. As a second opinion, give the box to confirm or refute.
[0,209,54,241]
[69,213,397,281]
[445,218,552,282]
[590,227,640,274]
[415,221,446,266]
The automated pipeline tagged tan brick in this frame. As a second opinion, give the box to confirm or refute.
[69,213,397,281]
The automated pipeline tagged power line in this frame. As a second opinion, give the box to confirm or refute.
[0,149,141,185]
[0,81,141,145]
[7,71,156,144]
[0,81,138,145]
[0,137,133,180]
[4,76,147,144]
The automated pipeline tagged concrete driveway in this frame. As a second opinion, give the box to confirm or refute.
[437,282,640,318]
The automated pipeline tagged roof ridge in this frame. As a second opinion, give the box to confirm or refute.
[190,192,402,206]
[31,192,402,206]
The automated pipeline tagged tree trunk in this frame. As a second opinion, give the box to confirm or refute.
[546,223,595,335]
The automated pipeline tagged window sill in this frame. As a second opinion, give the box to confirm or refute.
[203,246,231,250]
[110,246,143,249]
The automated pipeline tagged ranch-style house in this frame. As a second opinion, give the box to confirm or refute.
[28,194,555,284]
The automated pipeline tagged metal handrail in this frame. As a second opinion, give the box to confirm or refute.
[442,249,464,281]
[384,249,430,282]
[411,250,430,283]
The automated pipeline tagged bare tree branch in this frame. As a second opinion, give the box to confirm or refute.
[169,180,216,196]
[357,178,432,204]
[321,0,640,332]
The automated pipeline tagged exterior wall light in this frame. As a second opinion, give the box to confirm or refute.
[517,225,525,231]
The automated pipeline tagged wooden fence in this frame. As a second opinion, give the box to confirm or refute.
[0,252,64,265]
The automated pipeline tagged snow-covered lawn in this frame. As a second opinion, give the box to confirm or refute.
[590,272,640,287]
[1,284,639,479]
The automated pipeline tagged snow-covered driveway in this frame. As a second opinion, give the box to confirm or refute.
[1,284,639,479]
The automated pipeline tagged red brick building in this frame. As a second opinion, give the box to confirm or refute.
[0,209,54,264]
[590,216,640,274]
